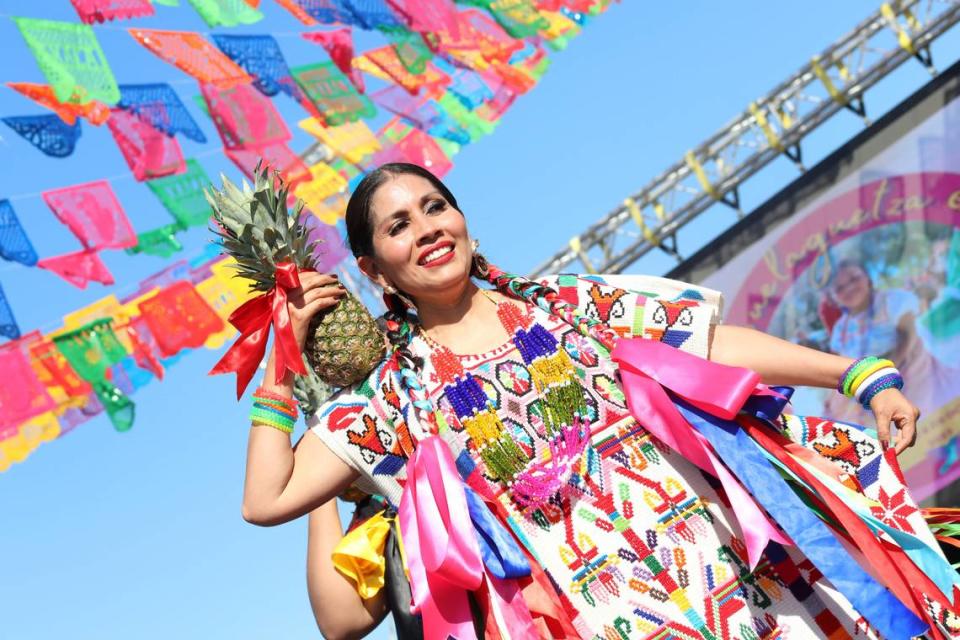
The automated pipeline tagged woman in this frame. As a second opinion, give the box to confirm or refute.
[824,259,957,428]
[242,163,955,639]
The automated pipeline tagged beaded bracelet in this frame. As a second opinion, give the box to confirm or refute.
[250,387,297,434]
[838,356,904,408]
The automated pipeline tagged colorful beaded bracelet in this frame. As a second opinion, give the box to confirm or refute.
[250,387,297,433]
[250,407,295,434]
[858,372,904,409]
[838,356,903,408]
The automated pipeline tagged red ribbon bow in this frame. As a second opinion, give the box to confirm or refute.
[209,262,308,399]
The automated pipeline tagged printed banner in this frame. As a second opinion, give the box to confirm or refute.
[704,96,960,505]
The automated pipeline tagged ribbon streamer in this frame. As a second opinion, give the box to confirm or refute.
[208,262,307,398]
[611,337,790,569]
[332,510,392,599]
[399,436,536,640]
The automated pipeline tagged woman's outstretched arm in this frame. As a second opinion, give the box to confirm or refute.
[306,501,387,640]
[241,272,359,527]
[709,324,919,453]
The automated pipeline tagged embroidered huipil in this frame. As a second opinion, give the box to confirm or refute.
[308,274,937,639]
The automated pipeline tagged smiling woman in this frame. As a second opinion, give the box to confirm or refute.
[238,163,959,640]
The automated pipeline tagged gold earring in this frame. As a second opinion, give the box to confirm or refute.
[383,284,397,295]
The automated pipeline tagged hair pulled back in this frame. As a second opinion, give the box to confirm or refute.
[343,164,618,436]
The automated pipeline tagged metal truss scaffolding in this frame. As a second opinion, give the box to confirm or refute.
[529,0,960,278]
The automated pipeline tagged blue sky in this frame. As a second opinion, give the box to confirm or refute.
[1,2,958,639]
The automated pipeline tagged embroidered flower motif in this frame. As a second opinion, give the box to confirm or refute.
[869,486,917,533]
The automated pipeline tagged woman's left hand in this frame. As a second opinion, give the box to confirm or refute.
[868,388,920,455]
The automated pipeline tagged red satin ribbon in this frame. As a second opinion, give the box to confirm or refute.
[611,337,792,569]
[208,262,308,399]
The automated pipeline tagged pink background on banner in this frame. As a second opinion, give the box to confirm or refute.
[727,172,960,329]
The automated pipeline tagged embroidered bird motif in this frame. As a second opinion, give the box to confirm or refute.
[586,284,630,323]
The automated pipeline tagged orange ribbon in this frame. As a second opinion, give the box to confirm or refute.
[209,262,308,398]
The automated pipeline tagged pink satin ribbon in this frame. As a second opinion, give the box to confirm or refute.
[611,337,792,568]
[399,436,537,640]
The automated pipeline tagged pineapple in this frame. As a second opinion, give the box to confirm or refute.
[206,161,386,412]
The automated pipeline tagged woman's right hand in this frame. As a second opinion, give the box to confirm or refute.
[287,272,347,350]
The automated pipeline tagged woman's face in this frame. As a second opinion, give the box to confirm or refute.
[831,264,872,312]
[359,173,472,304]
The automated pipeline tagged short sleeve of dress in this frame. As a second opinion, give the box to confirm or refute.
[538,273,724,359]
[306,358,408,505]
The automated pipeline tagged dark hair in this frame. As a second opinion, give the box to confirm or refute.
[342,165,621,442]
[345,162,462,258]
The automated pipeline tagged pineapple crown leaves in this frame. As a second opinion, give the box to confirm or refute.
[206,161,323,292]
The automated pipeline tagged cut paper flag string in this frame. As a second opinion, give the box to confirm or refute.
[0,200,39,267]
[116,84,207,143]
[0,285,21,341]
[354,47,451,96]
[6,82,111,126]
[287,0,401,29]
[107,108,187,181]
[423,8,522,70]
[0,0,618,472]
[273,0,320,25]
[211,35,302,100]
[137,280,225,357]
[187,0,264,27]
[337,0,405,30]
[225,143,310,190]
[1,114,82,158]
[129,29,252,88]
[298,118,380,164]
[14,17,120,104]
[0,337,54,437]
[301,29,365,93]
[471,0,549,39]
[37,181,136,288]
[37,250,116,288]
[292,61,376,126]
[52,319,135,432]
[145,158,213,230]
[372,126,452,176]
[386,0,460,37]
[380,27,433,75]
[200,82,291,149]
[70,0,155,24]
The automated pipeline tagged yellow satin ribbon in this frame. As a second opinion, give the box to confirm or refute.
[332,510,393,599]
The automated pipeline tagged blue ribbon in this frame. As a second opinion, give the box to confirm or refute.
[464,486,531,580]
[675,401,928,640]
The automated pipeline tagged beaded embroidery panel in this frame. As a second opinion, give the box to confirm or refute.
[308,274,935,639]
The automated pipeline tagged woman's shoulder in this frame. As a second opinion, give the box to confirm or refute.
[537,273,724,321]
